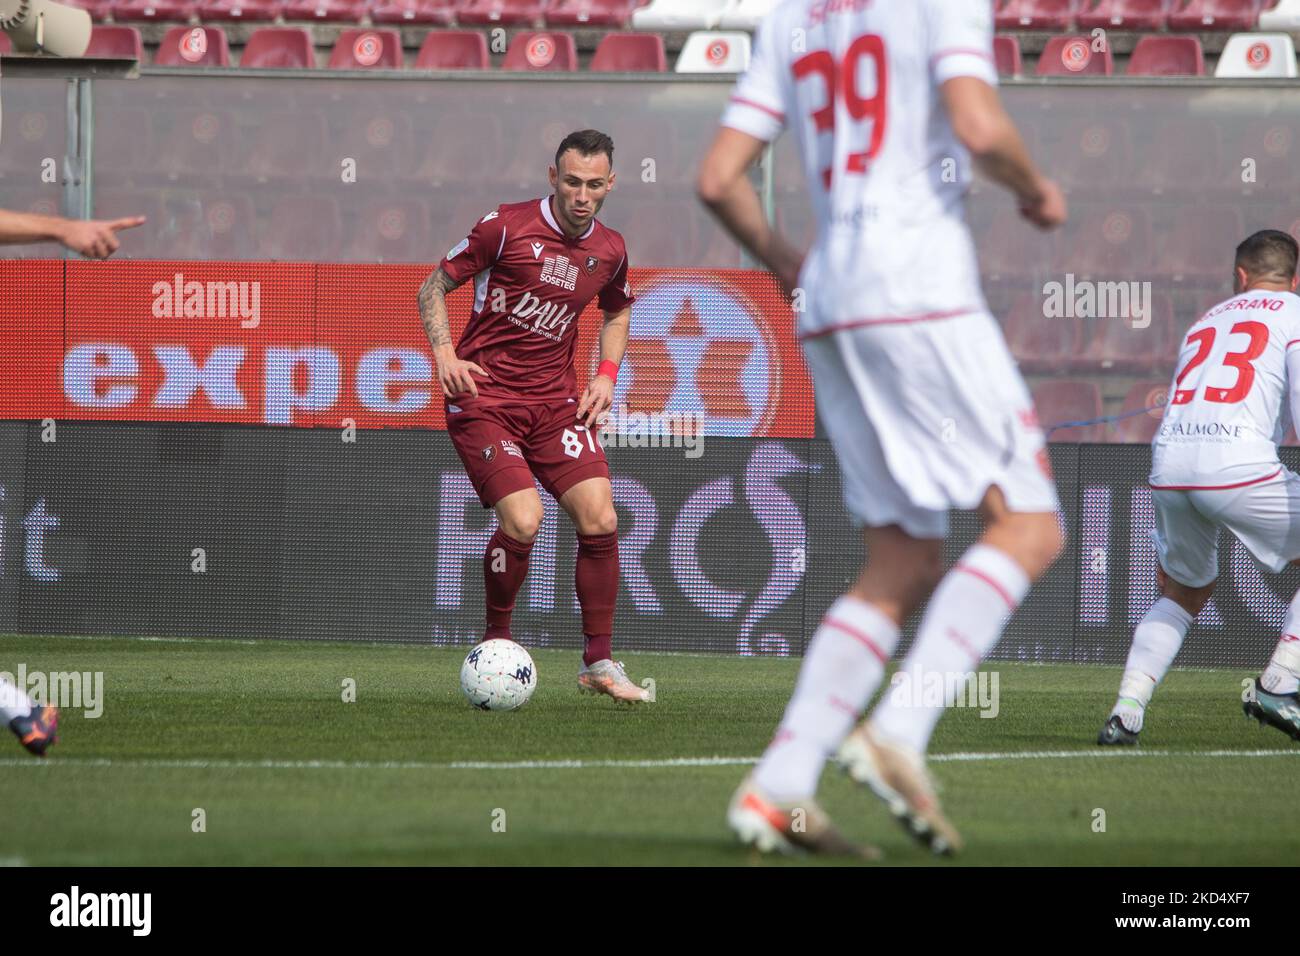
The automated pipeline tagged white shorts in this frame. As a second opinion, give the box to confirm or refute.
[1151,467,1300,588]
[801,311,1061,538]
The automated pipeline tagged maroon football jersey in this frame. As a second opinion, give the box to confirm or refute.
[437,197,635,404]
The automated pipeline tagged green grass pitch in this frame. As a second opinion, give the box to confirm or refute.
[0,634,1295,866]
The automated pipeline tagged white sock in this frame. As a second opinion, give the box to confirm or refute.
[1110,597,1193,733]
[753,595,901,802]
[1261,591,1300,694]
[870,544,1029,753]
[0,675,34,724]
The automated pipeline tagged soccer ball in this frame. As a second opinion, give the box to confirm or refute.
[460,639,537,711]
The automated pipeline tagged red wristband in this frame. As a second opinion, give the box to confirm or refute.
[597,360,619,383]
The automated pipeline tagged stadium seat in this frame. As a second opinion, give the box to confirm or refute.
[1214,32,1297,76]
[717,0,778,29]
[996,0,1082,29]
[1238,119,1300,193]
[1003,293,1084,375]
[261,195,343,260]
[502,32,578,71]
[1059,206,1154,278]
[633,0,732,30]
[1037,35,1114,75]
[415,30,489,68]
[371,0,456,21]
[112,0,196,21]
[1074,293,1175,376]
[412,112,503,188]
[1077,0,1173,29]
[977,207,1058,284]
[334,109,415,181]
[1127,35,1205,75]
[280,0,368,22]
[1260,0,1300,27]
[154,109,240,184]
[244,110,330,182]
[241,27,315,67]
[1168,0,1262,30]
[154,26,231,67]
[1047,115,1134,189]
[200,0,283,20]
[165,193,256,260]
[1032,381,1106,443]
[1114,381,1170,443]
[343,199,433,262]
[546,0,638,26]
[590,32,666,71]
[94,109,154,182]
[1153,205,1245,280]
[329,29,403,69]
[1136,118,1223,194]
[458,0,547,25]
[994,35,1022,77]
[675,31,750,73]
[84,25,143,59]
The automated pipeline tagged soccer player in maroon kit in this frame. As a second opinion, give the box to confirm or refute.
[418,129,650,703]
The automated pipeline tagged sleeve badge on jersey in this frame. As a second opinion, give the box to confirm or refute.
[447,237,469,259]
[585,256,600,274]
[482,445,497,462]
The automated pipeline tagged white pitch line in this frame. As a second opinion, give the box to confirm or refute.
[0,749,1295,771]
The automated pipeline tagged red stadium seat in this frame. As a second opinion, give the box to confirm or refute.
[1153,205,1245,280]
[547,0,637,25]
[334,110,414,181]
[154,109,240,184]
[1074,293,1175,375]
[1115,381,1171,443]
[371,0,456,23]
[1057,206,1153,277]
[261,195,343,260]
[280,0,368,21]
[1033,381,1106,442]
[154,26,231,67]
[1047,115,1134,190]
[1078,0,1173,29]
[1002,293,1085,375]
[84,25,143,58]
[343,199,433,261]
[415,30,490,68]
[502,32,578,71]
[458,0,547,25]
[1127,35,1205,74]
[95,108,154,181]
[1238,120,1300,194]
[978,208,1058,284]
[241,28,315,68]
[1036,35,1114,75]
[112,0,196,21]
[993,35,1022,76]
[996,0,1082,29]
[1136,118,1224,195]
[200,0,283,20]
[179,193,257,259]
[411,112,503,186]
[1168,0,1262,29]
[243,110,331,182]
[328,29,403,69]
[590,33,666,71]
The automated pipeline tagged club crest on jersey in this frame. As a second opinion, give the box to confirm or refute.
[531,242,545,260]
[585,256,599,274]
[482,445,496,462]
[540,254,579,292]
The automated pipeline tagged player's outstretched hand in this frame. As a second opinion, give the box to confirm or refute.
[577,374,614,429]
[60,216,147,259]
[1019,178,1067,231]
[437,354,487,399]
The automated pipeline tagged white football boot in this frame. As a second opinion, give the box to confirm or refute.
[727,774,882,860]
[576,659,651,702]
[834,722,963,855]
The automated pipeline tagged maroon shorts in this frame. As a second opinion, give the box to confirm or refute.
[447,397,610,508]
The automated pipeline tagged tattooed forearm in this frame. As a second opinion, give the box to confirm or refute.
[417,267,463,351]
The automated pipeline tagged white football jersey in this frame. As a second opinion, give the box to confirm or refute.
[1151,291,1300,489]
[720,0,998,336]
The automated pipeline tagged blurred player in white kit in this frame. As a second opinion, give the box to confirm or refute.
[1100,230,1300,747]
[698,0,1067,857]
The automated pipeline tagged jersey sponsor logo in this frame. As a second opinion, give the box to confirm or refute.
[585,255,599,274]
[808,0,873,27]
[500,439,524,459]
[1158,421,1248,440]
[539,254,580,292]
[447,238,469,259]
[531,242,545,260]
[510,291,578,342]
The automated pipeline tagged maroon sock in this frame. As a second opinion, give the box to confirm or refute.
[576,531,618,666]
[484,528,533,640]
